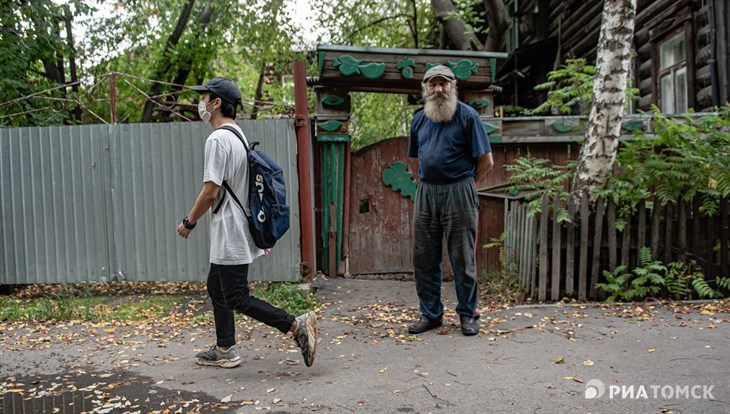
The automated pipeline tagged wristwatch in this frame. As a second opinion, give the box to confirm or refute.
[182,216,196,230]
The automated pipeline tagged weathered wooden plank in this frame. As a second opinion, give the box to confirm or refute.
[637,201,647,249]
[664,203,673,263]
[651,202,662,260]
[565,198,576,297]
[678,201,687,262]
[693,197,703,274]
[551,196,562,301]
[607,198,617,271]
[505,199,513,273]
[590,198,607,299]
[518,202,527,293]
[621,212,631,269]
[721,198,728,276]
[539,195,550,301]
[706,204,716,278]
[578,201,590,301]
[529,213,539,298]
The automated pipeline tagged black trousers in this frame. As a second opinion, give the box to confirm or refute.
[207,263,295,347]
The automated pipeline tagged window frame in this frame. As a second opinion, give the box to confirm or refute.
[648,4,695,113]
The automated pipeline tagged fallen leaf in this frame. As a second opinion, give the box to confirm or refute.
[582,360,594,366]
[221,395,232,403]
[555,357,565,364]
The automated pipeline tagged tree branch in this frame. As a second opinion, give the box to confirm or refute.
[347,13,413,42]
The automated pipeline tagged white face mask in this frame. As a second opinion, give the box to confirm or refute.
[198,100,215,123]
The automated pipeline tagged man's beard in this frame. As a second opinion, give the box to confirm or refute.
[422,86,458,123]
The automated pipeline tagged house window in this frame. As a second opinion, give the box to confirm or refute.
[658,32,688,113]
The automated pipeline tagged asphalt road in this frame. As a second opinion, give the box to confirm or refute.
[1,279,728,414]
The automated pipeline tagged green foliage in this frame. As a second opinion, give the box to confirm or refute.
[666,261,729,299]
[604,107,730,221]
[596,248,666,302]
[253,283,318,316]
[531,58,639,115]
[350,93,419,151]
[0,0,93,126]
[505,156,575,220]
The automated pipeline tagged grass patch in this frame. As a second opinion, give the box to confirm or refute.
[0,294,184,323]
[0,281,318,323]
[252,282,318,316]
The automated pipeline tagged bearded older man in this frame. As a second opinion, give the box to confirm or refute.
[407,65,494,336]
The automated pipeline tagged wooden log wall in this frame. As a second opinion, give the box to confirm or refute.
[510,0,726,112]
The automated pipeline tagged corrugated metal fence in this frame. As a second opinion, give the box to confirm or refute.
[0,120,301,284]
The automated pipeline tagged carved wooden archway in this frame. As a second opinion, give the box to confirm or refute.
[313,44,507,277]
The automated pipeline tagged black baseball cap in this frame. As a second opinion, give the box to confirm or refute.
[190,77,242,107]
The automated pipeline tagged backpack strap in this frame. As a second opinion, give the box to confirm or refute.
[212,125,249,215]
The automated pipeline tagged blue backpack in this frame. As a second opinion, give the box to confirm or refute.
[213,125,290,249]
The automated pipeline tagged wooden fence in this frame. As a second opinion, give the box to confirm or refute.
[505,195,730,301]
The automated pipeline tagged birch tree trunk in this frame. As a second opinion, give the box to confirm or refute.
[570,0,637,209]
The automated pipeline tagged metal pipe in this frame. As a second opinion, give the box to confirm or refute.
[293,61,316,278]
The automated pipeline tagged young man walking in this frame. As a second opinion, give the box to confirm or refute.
[408,66,493,336]
[177,77,317,368]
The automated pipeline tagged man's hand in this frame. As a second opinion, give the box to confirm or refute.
[177,222,193,239]
[475,153,494,188]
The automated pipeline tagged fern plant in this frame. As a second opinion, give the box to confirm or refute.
[505,156,575,222]
[667,261,730,299]
[607,107,730,223]
[597,247,666,302]
[531,58,639,115]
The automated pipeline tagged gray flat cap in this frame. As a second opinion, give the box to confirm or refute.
[422,65,456,83]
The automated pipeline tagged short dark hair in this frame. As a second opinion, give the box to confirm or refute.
[209,92,238,119]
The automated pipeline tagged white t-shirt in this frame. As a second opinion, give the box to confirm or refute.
[203,124,264,265]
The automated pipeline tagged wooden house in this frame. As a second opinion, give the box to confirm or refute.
[496,0,729,113]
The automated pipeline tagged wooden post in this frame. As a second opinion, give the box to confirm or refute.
[578,201,590,300]
[551,196,562,301]
[590,198,607,299]
[539,195,549,301]
[607,198,617,271]
[664,203,673,263]
[565,198,576,298]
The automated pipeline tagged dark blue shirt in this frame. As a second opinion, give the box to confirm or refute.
[409,101,492,183]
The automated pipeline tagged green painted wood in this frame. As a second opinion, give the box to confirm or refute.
[336,145,344,268]
[318,51,326,75]
[322,95,345,107]
[621,119,644,131]
[468,98,490,109]
[551,122,577,133]
[425,62,439,71]
[397,57,416,79]
[447,60,479,81]
[317,133,351,142]
[483,122,500,134]
[489,135,502,143]
[333,55,364,76]
[322,144,330,267]
[382,161,416,200]
[396,57,415,69]
[359,62,385,79]
[332,55,385,78]
[319,120,342,132]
